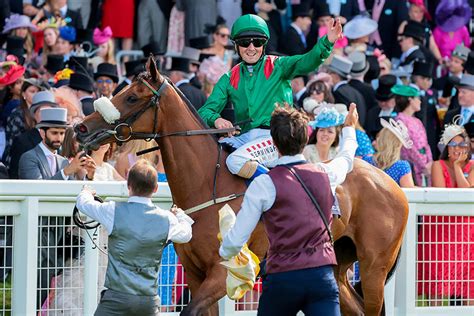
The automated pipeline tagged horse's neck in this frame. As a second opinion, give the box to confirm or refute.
[158,95,232,209]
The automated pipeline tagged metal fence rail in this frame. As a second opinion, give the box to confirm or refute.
[0,181,473,316]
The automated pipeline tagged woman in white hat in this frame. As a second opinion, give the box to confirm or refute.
[342,15,378,55]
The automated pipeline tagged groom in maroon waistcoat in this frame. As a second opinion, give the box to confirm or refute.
[220,104,359,315]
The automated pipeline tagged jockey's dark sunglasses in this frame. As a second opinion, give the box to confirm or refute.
[235,37,267,48]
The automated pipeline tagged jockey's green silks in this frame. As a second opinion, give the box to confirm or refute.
[198,36,334,133]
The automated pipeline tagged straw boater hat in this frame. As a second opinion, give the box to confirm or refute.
[380,118,413,148]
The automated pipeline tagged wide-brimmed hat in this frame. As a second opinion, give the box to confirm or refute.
[2,14,37,34]
[189,36,212,50]
[456,73,474,91]
[376,74,397,101]
[36,108,69,129]
[45,55,65,74]
[181,46,201,64]
[343,15,378,40]
[435,0,472,33]
[69,72,94,93]
[412,61,433,78]
[94,63,118,83]
[93,26,112,45]
[380,118,413,148]
[142,41,165,57]
[348,51,369,77]
[391,84,420,97]
[124,60,144,77]
[168,57,190,73]
[452,44,471,62]
[59,26,76,42]
[310,106,347,128]
[30,91,59,114]
[327,55,353,79]
[399,20,425,42]
[0,64,25,86]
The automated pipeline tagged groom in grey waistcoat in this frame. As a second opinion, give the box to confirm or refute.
[76,159,194,315]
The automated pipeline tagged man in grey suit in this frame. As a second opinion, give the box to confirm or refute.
[18,107,96,307]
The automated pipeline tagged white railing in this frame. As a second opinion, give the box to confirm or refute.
[0,181,473,315]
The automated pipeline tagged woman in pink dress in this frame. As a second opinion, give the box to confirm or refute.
[393,85,432,186]
[432,0,472,59]
[417,124,474,305]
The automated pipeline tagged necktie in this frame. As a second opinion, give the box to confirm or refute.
[47,155,57,175]
[461,108,472,125]
[299,32,307,48]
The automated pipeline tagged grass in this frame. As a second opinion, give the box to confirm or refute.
[0,275,12,315]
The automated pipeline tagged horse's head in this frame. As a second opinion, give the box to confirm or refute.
[75,56,166,150]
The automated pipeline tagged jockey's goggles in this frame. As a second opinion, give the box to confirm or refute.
[234,37,268,48]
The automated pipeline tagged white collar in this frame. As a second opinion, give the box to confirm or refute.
[462,105,474,112]
[128,196,154,207]
[175,79,190,87]
[333,80,347,91]
[401,45,419,61]
[79,95,94,101]
[60,5,68,17]
[39,142,56,157]
[275,154,306,166]
[295,87,307,100]
[291,23,304,35]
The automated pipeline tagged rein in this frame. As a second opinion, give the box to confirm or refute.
[92,76,243,215]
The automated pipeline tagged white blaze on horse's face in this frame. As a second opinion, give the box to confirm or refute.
[93,97,121,124]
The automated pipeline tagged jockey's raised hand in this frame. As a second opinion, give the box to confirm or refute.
[344,103,359,128]
[327,18,343,44]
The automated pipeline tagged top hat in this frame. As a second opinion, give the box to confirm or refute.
[456,73,474,91]
[399,20,425,42]
[376,74,397,101]
[365,55,381,82]
[435,0,472,33]
[292,4,311,20]
[412,61,433,78]
[452,44,471,61]
[94,63,119,83]
[30,91,59,114]
[343,15,378,40]
[348,51,369,77]
[189,36,212,50]
[69,72,94,93]
[327,55,353,79]
[313,1,331,19]
[124,60,144,77]
[36,108,69,129]
[169,57,190,73]
[6,36,25,60]
[181,46,201,64]
[142,41,165,57]
[67,56,89,74]
[45,55,65,75]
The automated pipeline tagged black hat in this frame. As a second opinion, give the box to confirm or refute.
[313,1,331,19]
[399,20,425,42]
[464,51,474,75]
[365,55,381,83]
[67,56,89,74]
[94,63,119,83]
[189,36,212,50]
[292,4,311,20]
[124,60,144,77]
[69,72,94,93]
[45,55,65,74]
[142,42,165,57]
[376,74,397,101]
[74,28,94,44]
[412,61,433,78]
[6,36,25,61]
[169,57,190,73]
[199,53,215,63]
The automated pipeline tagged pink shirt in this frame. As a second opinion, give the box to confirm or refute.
[433,26,471,58]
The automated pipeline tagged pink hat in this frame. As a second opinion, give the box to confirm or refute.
[93,26,113,45]
[408,0,432,21]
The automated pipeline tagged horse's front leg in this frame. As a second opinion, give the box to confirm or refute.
[181,263,227,316]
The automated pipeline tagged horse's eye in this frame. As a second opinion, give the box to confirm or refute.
[127,95,138,104]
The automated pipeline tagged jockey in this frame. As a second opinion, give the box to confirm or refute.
[198,14,343,180]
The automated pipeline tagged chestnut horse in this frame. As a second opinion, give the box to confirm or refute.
[75,58,408,316]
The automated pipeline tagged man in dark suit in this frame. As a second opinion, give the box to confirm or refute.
[69,72,95,115]
[291,75,308,110]
[366,74,398,139]
[168,57,207,110]
[398,20,426,68]
[113,60,144,96]
[444,74,474,131]
[41,0,84,30]
[348,51,378,113]
[8,91,59,179]
[327,55,367,126]
[281,5,312,56]
[433,44,470,96]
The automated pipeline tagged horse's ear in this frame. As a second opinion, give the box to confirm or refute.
[145,55,159,82]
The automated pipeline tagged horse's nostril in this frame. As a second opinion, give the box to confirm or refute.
[78,124,88,134]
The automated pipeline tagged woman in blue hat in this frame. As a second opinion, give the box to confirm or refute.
[393,84,432,186]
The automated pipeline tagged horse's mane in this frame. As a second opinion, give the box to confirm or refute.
[135,72,218,142]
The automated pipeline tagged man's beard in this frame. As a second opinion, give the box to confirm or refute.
[45,136,61,151]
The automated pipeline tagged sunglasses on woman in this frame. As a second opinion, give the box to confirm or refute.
[216,32,230,39]
[234,38,267,48]
[447,140,469,148]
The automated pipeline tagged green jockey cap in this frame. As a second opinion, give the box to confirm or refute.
[231,14,270,40]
